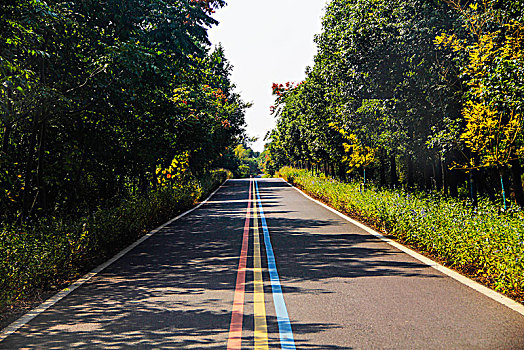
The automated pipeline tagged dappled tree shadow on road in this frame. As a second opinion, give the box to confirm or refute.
[1,180,354,349]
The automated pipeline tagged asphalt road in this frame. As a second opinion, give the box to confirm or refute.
[1,178,523,349]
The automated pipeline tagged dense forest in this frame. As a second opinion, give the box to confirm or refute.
[0,0,249,224]
[0,0,256,307]
[265,0,524,206]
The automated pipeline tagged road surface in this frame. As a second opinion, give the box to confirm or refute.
[1,178,523,349]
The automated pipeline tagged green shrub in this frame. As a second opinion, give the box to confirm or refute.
[279,166,524,302]
[0,169,229,309]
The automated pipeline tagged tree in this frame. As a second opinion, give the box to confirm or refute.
[436,0,524,205]
[0,0,247,221]
[266,0,462,192]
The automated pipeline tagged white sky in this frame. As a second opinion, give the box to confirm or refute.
[208,0,328,152]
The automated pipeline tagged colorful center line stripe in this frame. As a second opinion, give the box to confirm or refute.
[227,179,295,349]
[255,179,296,350]
[253,183,269,349]
[227,179,252,350]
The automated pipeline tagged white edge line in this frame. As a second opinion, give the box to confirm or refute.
[279,178,524,317]
[0,180,230,342]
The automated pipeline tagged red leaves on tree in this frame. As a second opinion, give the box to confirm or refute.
[271,81,304,114]
[272,81,302,97]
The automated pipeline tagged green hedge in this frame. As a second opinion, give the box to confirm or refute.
[278,167,524,303]
[0,169,231,309]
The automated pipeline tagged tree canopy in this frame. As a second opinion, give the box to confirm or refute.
[265,0,524,205]
[0,0,247,221]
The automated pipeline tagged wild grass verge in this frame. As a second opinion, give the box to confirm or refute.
[277,166,524,303]
[0,169,232,311]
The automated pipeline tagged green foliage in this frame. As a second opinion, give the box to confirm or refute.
[436,1,524,169]
[0,169,230,309]
[329,122,376,171]
[266,0,463,189]
[266,0,524,204]
[213,143,260,178]
[279,167,524,302]
[0,0,246,222]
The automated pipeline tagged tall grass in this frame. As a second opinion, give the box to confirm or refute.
[278,167,524,302]
[0,169,231,309]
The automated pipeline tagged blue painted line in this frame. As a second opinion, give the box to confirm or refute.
[255,179,296,350]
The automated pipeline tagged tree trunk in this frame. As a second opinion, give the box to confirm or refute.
[338,163,346,182]
[31,56,49,215]
[379,155,387,187]
[424,160,433,191]
[34,116,47,213]
[407,155,414,189]
[442,158,448,196]
[509,158,524,206]
[20,113,39,222]
[434,156,443,191]
[390,153,398,188]
[469,170,478,206]
[448,169,459,197]
[500,168,509,209]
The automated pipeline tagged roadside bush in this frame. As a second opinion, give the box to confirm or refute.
[279,167,524,303]
[0,169,230,309]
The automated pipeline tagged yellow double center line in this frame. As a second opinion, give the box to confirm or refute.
[253,183,269,349]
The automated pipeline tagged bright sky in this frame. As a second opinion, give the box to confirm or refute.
[208,0,328,152]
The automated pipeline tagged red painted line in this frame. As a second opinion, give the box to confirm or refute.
[227,179,252,350]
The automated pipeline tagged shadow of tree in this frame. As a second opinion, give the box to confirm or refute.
[1,180,352,349]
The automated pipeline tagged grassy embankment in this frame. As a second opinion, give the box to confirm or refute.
[0,169,232,311]
[278,167,524,303]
